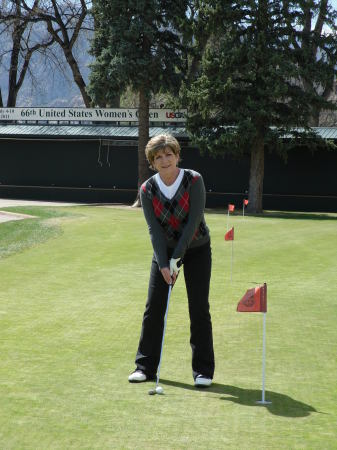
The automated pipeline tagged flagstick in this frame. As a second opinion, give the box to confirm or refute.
[256,313,271,405]
[230,239,233,282]
[243,203,245,218]
[227,209,229,231]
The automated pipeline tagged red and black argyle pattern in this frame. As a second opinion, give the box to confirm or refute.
[142,170,207,242]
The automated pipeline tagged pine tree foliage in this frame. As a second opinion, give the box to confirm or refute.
[89,0,188,103]
[185,0,337,212]
[88,0,190,197]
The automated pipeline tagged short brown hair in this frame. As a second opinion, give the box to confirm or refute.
[145,134,181,169]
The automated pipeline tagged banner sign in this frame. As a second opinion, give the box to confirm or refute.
[0,107,187,123]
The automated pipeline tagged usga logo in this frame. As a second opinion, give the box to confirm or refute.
[166,111,186,119]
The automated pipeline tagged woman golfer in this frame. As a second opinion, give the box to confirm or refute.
[128,134,215,387]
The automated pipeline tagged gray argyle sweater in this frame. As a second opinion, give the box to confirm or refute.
[140,169,210,269]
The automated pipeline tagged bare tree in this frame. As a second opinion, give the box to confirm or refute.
[23,0,93,106]
[0,0,55,106]
[284,0,337,126]
[0,0,93,107]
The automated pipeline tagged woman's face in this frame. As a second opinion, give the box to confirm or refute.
[152,147,179,176]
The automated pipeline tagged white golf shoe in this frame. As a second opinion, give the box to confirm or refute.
[194,374,212,387]
[128,370,147,383]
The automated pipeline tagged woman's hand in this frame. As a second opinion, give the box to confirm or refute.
[161,267,177,285]
[169,258,181,277]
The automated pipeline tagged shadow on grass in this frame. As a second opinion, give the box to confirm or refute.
[205,208,337,221]
[247,211,337,221]
[160,379,317,417]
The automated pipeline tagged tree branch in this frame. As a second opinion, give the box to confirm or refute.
[313,0,328,57]
[69,0,87,49]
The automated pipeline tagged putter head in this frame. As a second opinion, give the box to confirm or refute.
[148,386,164,395]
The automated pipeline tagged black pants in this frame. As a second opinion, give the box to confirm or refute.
[135,241,215,380]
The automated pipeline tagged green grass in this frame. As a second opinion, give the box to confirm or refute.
[0,206,336,449]
[0,207,75,260]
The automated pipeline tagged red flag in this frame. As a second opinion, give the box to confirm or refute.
[237,283,267,313]
[224,227,234,241]
[243,199,249,206]
[228,204,235,212]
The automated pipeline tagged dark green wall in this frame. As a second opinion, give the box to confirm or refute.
[0,138,336,211]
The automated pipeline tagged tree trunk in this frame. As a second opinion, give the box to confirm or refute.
[308,109,320,127]
[7,81,19,108]
[7,24,22,107]
[247,131,265,213]
[109,95,120,108]
[132,88,151,207]
[187,32,209,84]
[63,48,92,107]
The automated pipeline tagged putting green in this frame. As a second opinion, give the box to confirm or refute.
[0,206,336,449]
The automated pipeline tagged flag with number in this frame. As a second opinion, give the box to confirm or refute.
[237,283,267,313]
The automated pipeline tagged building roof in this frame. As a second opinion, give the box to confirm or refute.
[0,124,337,140]
[313,127,337,139]
[0,124,189,140]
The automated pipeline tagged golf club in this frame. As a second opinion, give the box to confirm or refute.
[148,283,172,396]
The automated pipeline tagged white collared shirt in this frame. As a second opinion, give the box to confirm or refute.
[154,168,184,199]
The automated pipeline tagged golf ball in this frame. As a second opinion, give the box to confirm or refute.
[156,386,164,394]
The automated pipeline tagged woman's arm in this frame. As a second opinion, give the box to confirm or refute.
[172,174,206,260]
[140,187,169,269]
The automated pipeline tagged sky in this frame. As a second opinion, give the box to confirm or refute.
[330,0,337,10]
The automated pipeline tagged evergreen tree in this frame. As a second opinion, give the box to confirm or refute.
[185,0,337,212]
[88,0,189,204]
